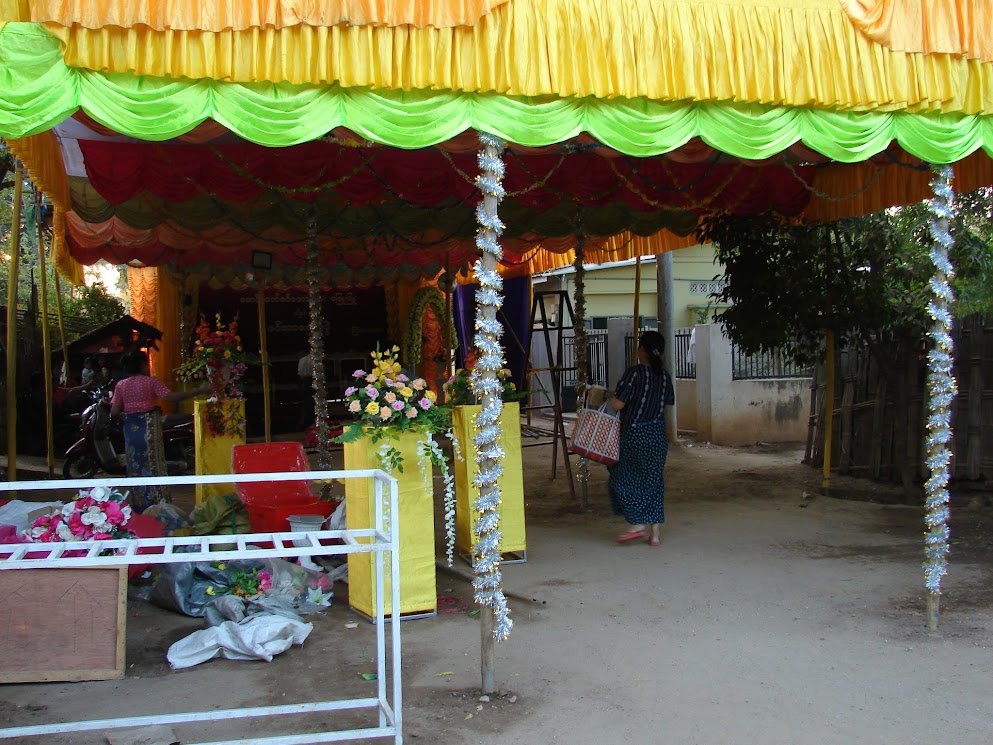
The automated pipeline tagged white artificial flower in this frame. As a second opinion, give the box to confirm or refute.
[80,506,106,526]
[62,502,77,518]
[306,587,333,607]
[121,505,133,522]
[56,522,73,541]
[88,486,111,501]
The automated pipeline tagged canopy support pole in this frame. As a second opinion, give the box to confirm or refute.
[472,133,514,694]
[36,191,55,477]
[53,265,70,383]
[822,329,835,491]
[5,162,24,484]
[571,237,590,509]
[632,255,642,362]
[923,164,957,630]
[305,219,333,474]
[256,281,271,443]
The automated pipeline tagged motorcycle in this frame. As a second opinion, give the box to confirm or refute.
[62,394,196,479]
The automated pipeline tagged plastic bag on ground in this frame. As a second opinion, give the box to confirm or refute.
[0,500,62,534]
[190,493,251,536]
[166,615,313,669]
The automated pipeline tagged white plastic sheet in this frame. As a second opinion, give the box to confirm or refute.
[167,616,313,670]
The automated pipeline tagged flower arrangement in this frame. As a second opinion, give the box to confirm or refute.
[28,486,135,542]
[444,351,526,406]
[335,346,450,444]
[336,345,458,566]
[205,563,273,598]
[175,313,252,436]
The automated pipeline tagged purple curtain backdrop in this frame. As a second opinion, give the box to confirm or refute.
[453,276,530,388]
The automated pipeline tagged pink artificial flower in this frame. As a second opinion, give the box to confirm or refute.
[384,392,397,403]
[391,400,405,411]
[67,511,89,537]
[352,369,366,378]
[397,374,409,383]
[258,570,273,593]
[348,400,362,413]
[345,386,357,396]
[384,378,395,388]
[365,386,379,400]
[74,496,95,510]
[411,379,426,391]
[379,407,393,420]
[405,407,418,419]
[102,500,126,526]
[418,398,433,410]
[92,532,113,540]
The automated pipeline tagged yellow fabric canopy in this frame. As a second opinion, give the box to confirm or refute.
[35,0,993,115]
[839,0,991,62]
[29,0,510,30]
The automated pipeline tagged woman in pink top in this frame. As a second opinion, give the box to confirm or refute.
[111,351,206,512]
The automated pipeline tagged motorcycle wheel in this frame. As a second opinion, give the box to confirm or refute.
[63,451,101,479]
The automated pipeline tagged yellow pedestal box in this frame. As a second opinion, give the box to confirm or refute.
[344,429,438,619]
[452,402,527,561]
[194,399,246,505]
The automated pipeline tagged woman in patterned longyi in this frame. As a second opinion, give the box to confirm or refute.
[608,330,674,547]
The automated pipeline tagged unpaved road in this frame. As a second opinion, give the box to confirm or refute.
[3,439,992,744]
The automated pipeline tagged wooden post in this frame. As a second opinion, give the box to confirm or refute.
[35,191,55,476]
[52,265,70,382]
[822,329,835,491]
[5,162,24,483]
[632,255,642,362]
[256,281,271,442]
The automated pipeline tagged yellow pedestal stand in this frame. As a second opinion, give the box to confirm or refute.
[194,399,246,505]
[453,402,527,560]
[344,429,438,618]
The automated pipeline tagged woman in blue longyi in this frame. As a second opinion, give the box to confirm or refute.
[608,330,675,547]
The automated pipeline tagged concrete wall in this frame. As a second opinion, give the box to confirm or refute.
[680,325,809,446]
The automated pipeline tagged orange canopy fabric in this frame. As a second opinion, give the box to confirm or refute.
[29,0,510,29]
[839,0,991,62]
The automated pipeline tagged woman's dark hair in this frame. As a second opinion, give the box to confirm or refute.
[638,330,666,375]
[123,350,149,375]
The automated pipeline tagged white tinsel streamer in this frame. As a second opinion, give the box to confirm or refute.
[923,164,957,596]
[306,225,333,473]
[471,133,512,640]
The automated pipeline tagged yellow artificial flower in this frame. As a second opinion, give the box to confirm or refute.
[392,363,401,373]
[400,386,413,398]
[365,401,381,416]
[224,350,232,359]
[425,390,438,402]
[206,586,216,595]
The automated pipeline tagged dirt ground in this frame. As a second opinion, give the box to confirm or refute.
[3,435,993,745]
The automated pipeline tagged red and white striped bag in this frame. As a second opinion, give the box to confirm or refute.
[569,402,621,466]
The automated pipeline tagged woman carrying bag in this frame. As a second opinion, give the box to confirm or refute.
[608,330,674,547]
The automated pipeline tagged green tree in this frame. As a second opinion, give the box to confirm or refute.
[696,187,993,372]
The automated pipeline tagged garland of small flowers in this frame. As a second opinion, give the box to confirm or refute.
[419,436,457,567]
[472,133,513,641]
[923,164,957,629]
[402,286,457,370]
[306,220,334,473]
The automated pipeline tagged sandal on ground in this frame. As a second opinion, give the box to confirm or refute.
[615,529,646,543]
[648,536,661,547]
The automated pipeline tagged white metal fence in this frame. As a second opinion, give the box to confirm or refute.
[0,470,404,745]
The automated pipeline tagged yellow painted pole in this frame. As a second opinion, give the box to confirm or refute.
[5,162,24,483]
[36,192,55,476]
[822,329,836,490]
[256,282,271,442]
[632,255,642,362]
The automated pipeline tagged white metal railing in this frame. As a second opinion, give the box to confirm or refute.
[0,469,403,745]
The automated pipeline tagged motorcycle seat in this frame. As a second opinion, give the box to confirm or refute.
[162,413,194,428]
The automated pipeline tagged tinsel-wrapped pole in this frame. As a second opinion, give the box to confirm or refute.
[572,239,591,508]
[306,218,333,472]
[472,132,513,693]
[924,164,957,630]
[5,162,24,484]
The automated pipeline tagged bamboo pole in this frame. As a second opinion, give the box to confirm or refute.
[822,329,836,491]
[443,257,453,385]
[632,255,642,362]
[256,281,271,442]
[5,162,24,483]
[35,191,55,476]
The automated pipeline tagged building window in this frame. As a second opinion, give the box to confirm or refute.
[689,280,724,295]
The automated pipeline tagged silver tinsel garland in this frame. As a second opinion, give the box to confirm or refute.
[471,133,512,640]
[924,164,957,601]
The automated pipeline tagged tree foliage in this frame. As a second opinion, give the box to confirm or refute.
[696,187,993,370]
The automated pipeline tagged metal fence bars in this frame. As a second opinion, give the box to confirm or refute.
[732,343,813,380]
[560,329,608,390]
[0,469,404,745]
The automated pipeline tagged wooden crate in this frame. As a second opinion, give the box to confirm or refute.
[0,566,127,683]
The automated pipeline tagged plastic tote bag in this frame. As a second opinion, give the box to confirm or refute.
[569,401,620,466]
